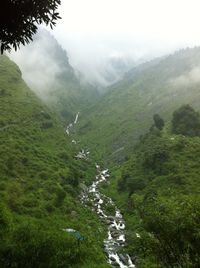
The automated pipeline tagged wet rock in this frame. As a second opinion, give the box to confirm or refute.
[111,231,121,238]
[103,248,110,255]
[107,216,115,221]
[109,256,116,262]
[111,261,119,266]
[119,254,128,265]
[131,255,137,264]
[105,219,111,225]
[116,240,124,247]
[80,164,136,267]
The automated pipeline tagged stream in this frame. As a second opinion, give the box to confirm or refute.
[66,113,136,268]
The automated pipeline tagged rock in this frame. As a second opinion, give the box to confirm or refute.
[131,255,137,264]
[111,231,121,238]
[107,216,115,221]
[118,254,127,264]
[81,164,130,266]
[109,256,116,262]
[103,248,109,255]
[111,261,119,266]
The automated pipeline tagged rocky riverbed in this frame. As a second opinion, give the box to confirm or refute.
[81,165,136,268]
[66,113,136,267]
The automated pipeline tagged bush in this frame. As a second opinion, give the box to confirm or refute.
[41,120,53,129]
[55,188,66,207]
[0,222,80,268]
[172,105,200,136]
[0,203,12,235]
[153,114,165,130]
[139,195,200,267]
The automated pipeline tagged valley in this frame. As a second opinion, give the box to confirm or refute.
[65,46,200,267]
[76,47,200,163]
[1,44,200,267]
[66,113,135,267]
[2,1,200,267]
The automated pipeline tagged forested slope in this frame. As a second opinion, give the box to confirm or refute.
[77,47,200,162]
[102,107,200,267]
[0,55,110,268]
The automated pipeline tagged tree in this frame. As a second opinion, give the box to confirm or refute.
[0,0,61,53]
[142,138,169,175]
[153,114,165,130]
[139,195,200,267]
[172,105,200,136]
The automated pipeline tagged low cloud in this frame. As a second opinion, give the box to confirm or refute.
[10,29,148,89]
[170,68,200,87]
[10,29,71,100]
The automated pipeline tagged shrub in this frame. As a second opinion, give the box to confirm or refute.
[153,114,165,130]
[172,105,200,136]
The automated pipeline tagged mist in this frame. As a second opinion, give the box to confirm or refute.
[51,32,177,86]
[170,67,200,87]
[10,29,182,91]
[10,30,72,100]
[49,0,200,85]
[10,0,200,92]
[11,30,157,89]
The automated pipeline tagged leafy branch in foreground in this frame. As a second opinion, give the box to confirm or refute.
[0,0,61,53]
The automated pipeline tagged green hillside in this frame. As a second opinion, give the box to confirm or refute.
[101,110,200,267]
[2,44,200,268]
[77,47,200,163]
[0,55,110,268]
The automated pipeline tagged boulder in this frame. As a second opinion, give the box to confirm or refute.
[119,254,128,265]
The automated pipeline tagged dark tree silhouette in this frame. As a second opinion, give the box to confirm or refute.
[172,104,200,136]
[0,0,61,53]
[153,114,165,130]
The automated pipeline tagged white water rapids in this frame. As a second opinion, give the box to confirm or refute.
[81,166,135,267]
[65,113,136,268]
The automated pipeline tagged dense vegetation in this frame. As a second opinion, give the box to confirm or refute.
[2,43,200,268]
[0,55,110,267]
[77,47,200,163]
[102,109,200,267]
[172,104,200,136]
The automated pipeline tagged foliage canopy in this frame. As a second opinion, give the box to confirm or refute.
[113,110,200,267]
[153,114,165,130]
[0,0,61,53]
[172,105,200,136]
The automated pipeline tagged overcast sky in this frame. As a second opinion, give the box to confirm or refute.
[51,0,200,66]
[11,0,200,87]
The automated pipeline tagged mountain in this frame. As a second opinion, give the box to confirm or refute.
[3,37,200,268]
[81,55,137,88]
[0,55,110,268]
[76,47,200,162]
[11,29,99,122]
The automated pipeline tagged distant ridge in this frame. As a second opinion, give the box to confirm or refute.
[77,46,200,162]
